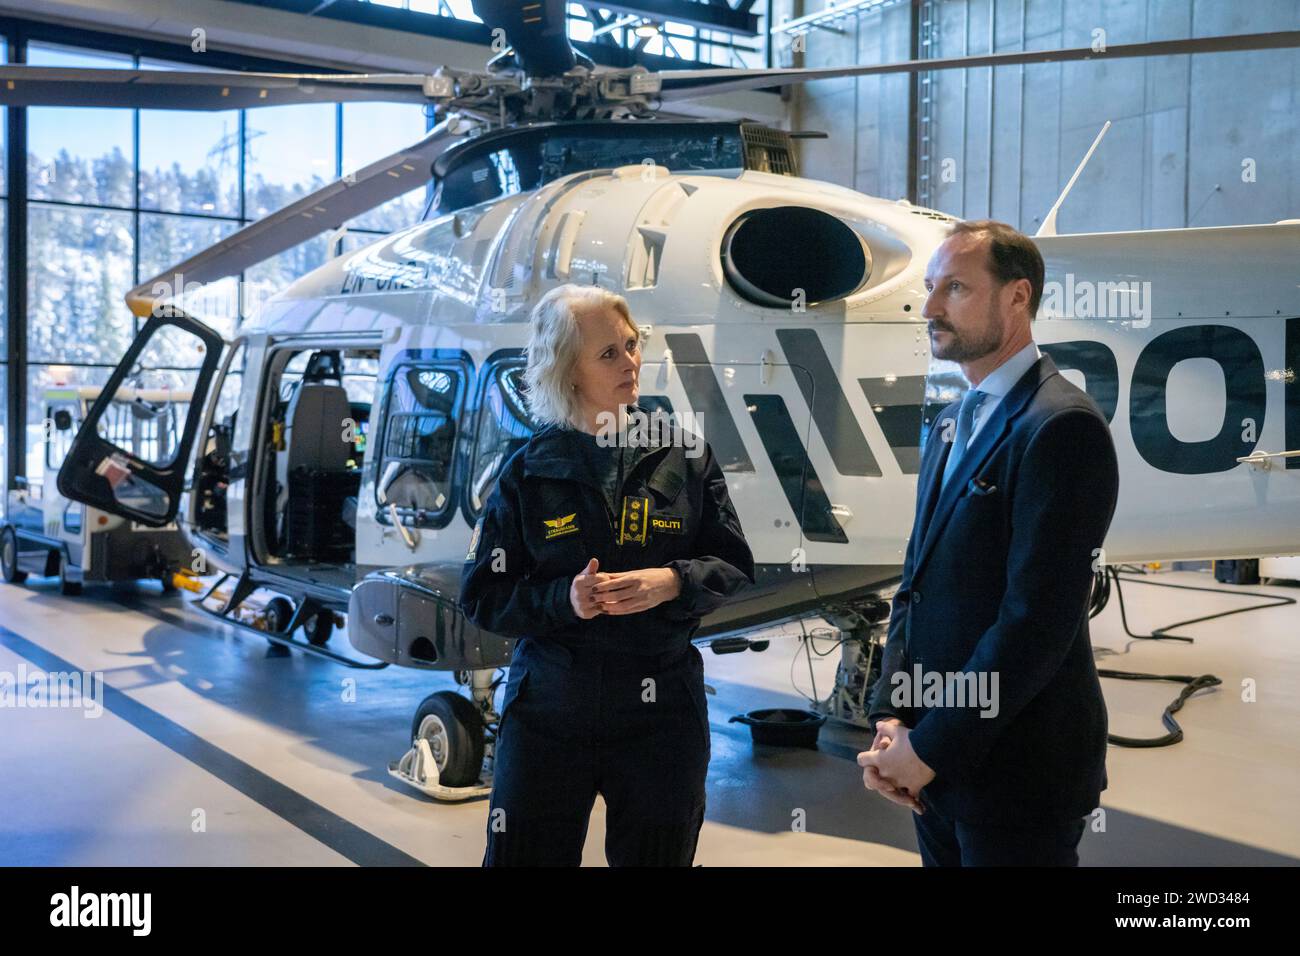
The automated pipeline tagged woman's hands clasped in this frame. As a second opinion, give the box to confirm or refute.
[569,558,682,619]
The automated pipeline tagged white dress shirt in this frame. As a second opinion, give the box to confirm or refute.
[966,341,1042,443]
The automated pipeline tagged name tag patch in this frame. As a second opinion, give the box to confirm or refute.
[543,513,580,539]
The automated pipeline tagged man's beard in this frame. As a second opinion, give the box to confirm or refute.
[929,305,1003,363]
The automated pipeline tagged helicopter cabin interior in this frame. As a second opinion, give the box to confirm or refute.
[188,340,541,591]
[256,347,376,585]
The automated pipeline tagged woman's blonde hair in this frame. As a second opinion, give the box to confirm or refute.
[523,283,638,430]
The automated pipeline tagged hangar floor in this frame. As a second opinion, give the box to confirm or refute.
[0,570,1296,866]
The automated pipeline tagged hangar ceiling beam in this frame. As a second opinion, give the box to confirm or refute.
[573,1,761,36]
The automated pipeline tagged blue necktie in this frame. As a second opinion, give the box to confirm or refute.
[941,388,985,489]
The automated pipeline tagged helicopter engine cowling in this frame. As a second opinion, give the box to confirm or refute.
[720,205,872,308]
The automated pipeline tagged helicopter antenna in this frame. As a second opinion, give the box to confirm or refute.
[1036,120,1111,238]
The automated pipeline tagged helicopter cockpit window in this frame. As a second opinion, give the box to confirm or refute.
[431,127,747,216]
[375,364,462,525]
[468,364,538,516]
[437,143,544,213]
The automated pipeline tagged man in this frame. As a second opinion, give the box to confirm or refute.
[858,220,1119,866]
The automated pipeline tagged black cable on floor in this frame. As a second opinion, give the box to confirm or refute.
[1095,670,1223,747]
[1088,566,1295,747]
[1103,566,1296,644]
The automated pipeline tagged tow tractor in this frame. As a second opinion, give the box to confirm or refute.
[2,385,198,594]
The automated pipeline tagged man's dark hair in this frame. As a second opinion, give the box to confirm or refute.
[948,219,1044,318]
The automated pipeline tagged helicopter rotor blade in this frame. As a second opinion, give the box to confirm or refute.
[0,66,455,110]
[126,114,479,318]
[654,29,1300,100]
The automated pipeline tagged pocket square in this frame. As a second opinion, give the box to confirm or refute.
[968,477,998,495]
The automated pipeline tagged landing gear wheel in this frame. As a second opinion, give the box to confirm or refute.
[58,553,83,596]
[410,692,486,788]
[263,596,295,633]
[1,528,26,584]
[303,612,334,647]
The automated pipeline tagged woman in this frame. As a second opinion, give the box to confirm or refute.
[459,282,755,866]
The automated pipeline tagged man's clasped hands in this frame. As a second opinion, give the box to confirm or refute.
[857,717,937,813]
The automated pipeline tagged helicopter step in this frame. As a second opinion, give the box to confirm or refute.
[195,570,388,669]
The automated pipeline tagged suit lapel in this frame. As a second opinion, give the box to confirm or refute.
[909,354,1060,582]
[912,408,956,549]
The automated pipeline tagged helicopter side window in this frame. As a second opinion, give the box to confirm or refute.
[375,363,463,527]
[468,363,537,517]
[94,395,186,468]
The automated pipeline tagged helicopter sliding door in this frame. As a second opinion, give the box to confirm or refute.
[57,311,226,528]
[355,349,473,573]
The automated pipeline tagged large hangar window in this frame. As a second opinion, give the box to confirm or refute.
[12,38,434,498]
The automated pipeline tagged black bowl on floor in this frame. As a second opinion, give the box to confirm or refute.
[729,708,827,748]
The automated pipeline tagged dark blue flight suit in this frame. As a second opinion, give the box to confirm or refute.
[459,415,755,866]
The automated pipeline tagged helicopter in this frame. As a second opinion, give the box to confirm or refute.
[2,0,1297,798]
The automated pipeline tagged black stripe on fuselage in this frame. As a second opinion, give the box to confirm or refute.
[663,333,754,473]
[859,374,926,474]
[777,328,881,477]
[744,392,847,544]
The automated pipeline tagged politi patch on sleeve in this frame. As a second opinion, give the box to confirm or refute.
[650,514,686,535]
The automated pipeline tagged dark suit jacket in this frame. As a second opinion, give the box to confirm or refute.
[868,352,1119,825]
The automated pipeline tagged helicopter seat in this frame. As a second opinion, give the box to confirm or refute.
[281,383,361,561]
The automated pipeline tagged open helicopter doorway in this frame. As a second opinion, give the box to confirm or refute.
[250,345,379,591]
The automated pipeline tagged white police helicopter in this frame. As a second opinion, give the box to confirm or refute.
[5,1,1298,798]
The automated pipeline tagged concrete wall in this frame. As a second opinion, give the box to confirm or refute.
[782,0,915,201]
[790,0,1300,233]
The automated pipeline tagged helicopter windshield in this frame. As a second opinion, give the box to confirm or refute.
[431,122,748,216]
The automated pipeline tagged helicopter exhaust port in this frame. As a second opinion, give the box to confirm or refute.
[721,205,872,309]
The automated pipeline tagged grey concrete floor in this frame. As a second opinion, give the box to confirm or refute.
[0,569,1296,866]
